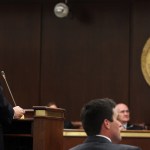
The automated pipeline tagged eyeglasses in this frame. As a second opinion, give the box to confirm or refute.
[119,110,129,114]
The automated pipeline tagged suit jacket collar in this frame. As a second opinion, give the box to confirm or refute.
[84,136,111,144]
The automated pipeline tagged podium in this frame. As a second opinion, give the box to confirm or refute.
[4,107,65,150]
[33,106,65,150]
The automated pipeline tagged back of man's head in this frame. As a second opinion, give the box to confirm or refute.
[81,98,116,136]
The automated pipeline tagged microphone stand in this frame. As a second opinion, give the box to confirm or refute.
[1,71,17,106]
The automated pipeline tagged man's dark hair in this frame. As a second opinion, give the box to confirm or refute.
[81,98,116,136]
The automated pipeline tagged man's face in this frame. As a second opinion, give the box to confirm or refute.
[109,108,122,143]
[115,104,130,124]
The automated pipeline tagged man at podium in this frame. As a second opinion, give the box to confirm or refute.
[0,84,25,150]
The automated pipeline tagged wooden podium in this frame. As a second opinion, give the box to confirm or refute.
[4,107,65,150]
[33,106,65,150]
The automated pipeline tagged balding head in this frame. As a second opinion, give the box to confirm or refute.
[115,103,130,125]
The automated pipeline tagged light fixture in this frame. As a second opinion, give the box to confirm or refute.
[54,0,69,18]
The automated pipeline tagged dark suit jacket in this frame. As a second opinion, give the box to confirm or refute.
[69,136,142,150]
[127,123,145,130]
[0,85,14,150]
[64,120,74,129]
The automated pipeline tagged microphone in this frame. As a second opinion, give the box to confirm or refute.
[1,71,17,106]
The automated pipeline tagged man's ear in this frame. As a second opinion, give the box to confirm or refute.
[103,119,111,129]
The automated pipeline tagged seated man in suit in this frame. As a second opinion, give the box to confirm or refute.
[115,103,145,130]
[70,98,142,150]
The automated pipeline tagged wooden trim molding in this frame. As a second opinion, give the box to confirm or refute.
[63,129,150,138]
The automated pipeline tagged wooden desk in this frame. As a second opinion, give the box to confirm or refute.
[4,115,150,150]
[63,129,150,150]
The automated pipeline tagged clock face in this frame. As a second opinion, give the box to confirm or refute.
[141,38,150,86]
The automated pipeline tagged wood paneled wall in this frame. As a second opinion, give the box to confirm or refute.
[130,1,150,123]
[0,3,41,107]
[0,0,149,123]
